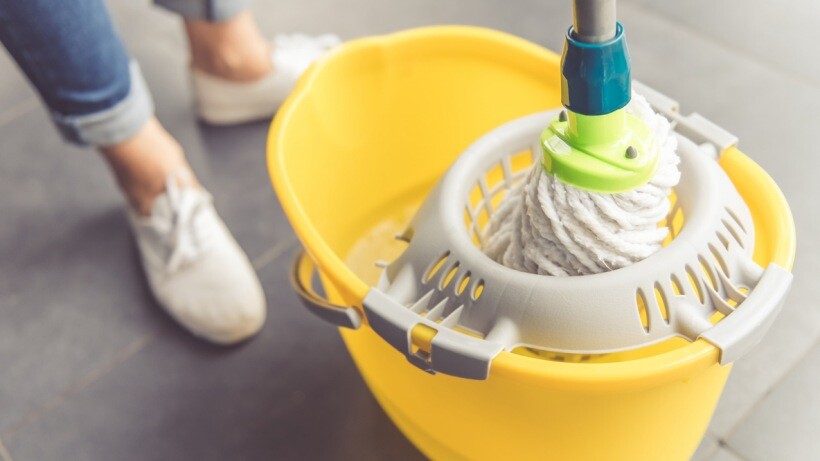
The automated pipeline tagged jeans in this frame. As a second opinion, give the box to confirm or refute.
[0,0,251,146]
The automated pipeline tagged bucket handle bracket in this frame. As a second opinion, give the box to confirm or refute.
[699,263,793,365]
[291,251,363,330]
[363,288,504,380]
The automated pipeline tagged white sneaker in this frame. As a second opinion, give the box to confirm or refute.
[128,171,266,344]
[191,33,341,125]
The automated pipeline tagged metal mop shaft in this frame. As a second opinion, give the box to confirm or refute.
[572,0,617,43]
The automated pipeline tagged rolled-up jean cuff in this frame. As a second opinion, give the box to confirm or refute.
[52,61,154,147]
[154,0,251,21]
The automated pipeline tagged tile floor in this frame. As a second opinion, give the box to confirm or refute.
[0,1,817,460]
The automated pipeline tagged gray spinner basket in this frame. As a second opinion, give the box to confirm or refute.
[293,83,793,381]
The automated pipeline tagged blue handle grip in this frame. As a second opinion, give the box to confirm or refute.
[561,22,631,116]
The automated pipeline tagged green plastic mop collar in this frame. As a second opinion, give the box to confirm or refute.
[541,108,659,193]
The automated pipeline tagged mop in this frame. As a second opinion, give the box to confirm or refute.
[484,0,680,276]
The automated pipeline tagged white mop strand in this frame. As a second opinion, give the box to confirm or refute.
[483,94,681,276]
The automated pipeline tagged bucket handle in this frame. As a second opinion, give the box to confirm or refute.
[291,250,363,329]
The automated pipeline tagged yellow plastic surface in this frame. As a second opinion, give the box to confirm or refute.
[268,26,796,461]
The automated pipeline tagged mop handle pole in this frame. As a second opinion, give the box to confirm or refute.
[572,0,617,43]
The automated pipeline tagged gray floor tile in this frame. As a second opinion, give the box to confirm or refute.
[707,446,745,461]
[625,0,820,88]
[3,249,422,461]
[192,120,295,261]
[707,292,820,436]
[693,432,720,461]
[245,0,570,50]
[616,3,820,438]
[726,338,820,461]
[0,8,286,437]
[0,0,294,446]
[0,49,37,118]
[0,107,178,433]
[0,438,11,461]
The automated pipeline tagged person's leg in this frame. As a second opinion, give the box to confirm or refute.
[154,0,271,81]
[0,0,190,214]
[155,0,340,124]
[0,0,265,343]
[185,11,273,82]
[100,119,192,215]
[0,0,138,141]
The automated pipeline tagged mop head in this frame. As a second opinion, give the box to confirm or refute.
[483,94,681,276]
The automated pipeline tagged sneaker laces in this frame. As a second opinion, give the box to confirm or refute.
[272,33,341,81]
[150,171,217,272]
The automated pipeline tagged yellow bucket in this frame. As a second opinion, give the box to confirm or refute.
[267,26,796,460]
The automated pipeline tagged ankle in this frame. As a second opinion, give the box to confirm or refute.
[100,118,197,215]
[185,11,273,82]
[190,44,273,82]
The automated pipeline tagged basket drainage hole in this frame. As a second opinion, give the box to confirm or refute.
[424,251,450,283]
[635,290,650,332]
[456,272,471,295]
[670,275,683,296]
[471,279,485,301]
[699,257,718,291]
[654,284,669,324]
[686,266,705,303]
[440,263,460,289]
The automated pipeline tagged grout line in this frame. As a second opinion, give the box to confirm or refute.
[696,433,720,461]
[717,439,751,461]
[621,2,820,94]
[251,236,299,271]
[0,98,38,130]
[719,334,820,446]
[0,330,158,440]
[0,438,13,461]
[0,234,303,442]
